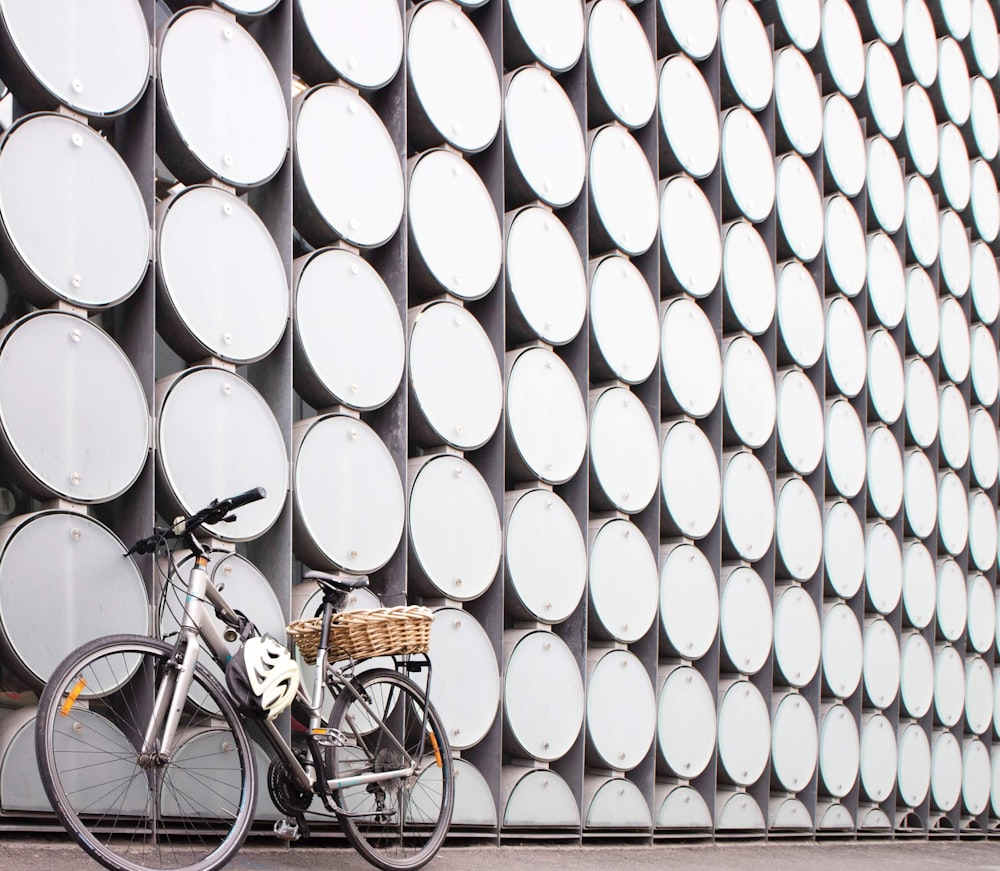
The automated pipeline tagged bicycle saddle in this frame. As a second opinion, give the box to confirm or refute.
[303,570,369,594]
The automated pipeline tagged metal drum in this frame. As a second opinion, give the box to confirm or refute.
[720,0,773,111]
[938,471,969,557]
[970,76,1000,161]
[659,55,719,177]
[822,603,863,699]
[657,0,718,61]
[940,209,971,297]
[775,478,822,581]
[940,296,971,384]
[659,543,719,660]
[931,730,962,812]
[723,223,776,335]
[971,158,1000,243]
[859,714,896,802]
[962,737,991,815]
[717,679,771,786]
[866,521,902,615]
[825,198,867,298]
[661,296,721,418]
[824,501,865,599]
[504,0,584,72]
[970,407,1000,489]
[903,84,938,178]
[723,337,775,448]
[938,124,971,213]
[971,0,1000,78]
[655,785,712,830]
[867,428,903,521]
[902,540,936,628]
[589,518,658,644]
[659,176,722,298]
[898,723,931,808]
[589,387,659,514]
[771,693,818,793]
[583,777,651,830]
[774,46,822,157]
[934,644,966,728]
[721,107,774,223]
[592,255,659,384]
[906,175,941,268]
[867,233,906,328]
[820,0,864,97]
[776,263,824,368]
[657,665,716,779]
[776,154,823,263]
[868,329,905,424]
[0,113,149,308]
[968,573,996,654]
[824,95,866,197]
[904,450,938,540]
[864,42,904,140]
[968,491,997,572]
[776,370,824,475]
[773,585,821,687]
[867,140,905,235]
[585,649,655,771]
[937,558,968,643]
[900,632,935,719]
[819,703,859,798]
[587,0,656,128]
[502,767,579,828]
[905,359,940,449]
[906,266,940,357]
[721,567,772,675]
[965,655,994,736]
[157,8,287,188]
[939,384,970,471]
[447,758,497,827]
[971,323,999,406]
[825,399,866,499]
[588,124,658,255]
[863,617,900,709]
[721,452,775,563]
[826,297,866,396]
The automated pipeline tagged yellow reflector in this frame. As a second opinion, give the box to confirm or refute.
[60,679,87,717]
[428,730,443,768]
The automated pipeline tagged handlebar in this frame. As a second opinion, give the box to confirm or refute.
[125,487,267,556]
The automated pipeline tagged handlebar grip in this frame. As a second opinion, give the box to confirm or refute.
[225,487,267,510]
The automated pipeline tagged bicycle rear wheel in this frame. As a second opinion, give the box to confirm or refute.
[35,634,257,871]
[328,667,454,871]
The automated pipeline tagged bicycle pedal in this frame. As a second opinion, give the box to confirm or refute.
[310,727,347,747]
[273,819,301,842]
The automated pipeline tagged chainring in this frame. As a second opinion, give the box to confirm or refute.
[268,757,313,816]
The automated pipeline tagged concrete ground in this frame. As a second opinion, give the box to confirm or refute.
[2,839,1000,871]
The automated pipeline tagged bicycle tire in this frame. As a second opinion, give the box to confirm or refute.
[35,633,257,871]
[328,667,454,871]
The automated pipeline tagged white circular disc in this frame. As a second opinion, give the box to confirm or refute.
[939,122,972,212]
[971,240,1000,324]
[823,95,866,197]
[661,296,721,419]
[407,1,500,152]
[158,368,287,543]
[776,154,823,262]
[863,619,900,709]
[0,313,148,503]
[721,566,774,675]
[294,85,403,248]
[0,0,150,116]
[409,150,501,299]
[661,421,720,540]
[658,0,718,60]
[159,9,287,188]
[506,489,586,623]
[972,0,1000,78]
[590,387,659,514]
[898,723,931,808]
[409,302,502,450]
[934,645,966,729]
[503,631,584,762]
[825,502,866,599]
[506,0,584,72]
[966,655,994,734]
[826,399,866,499]
[777,369,824,475]
[771,694,818,793]
[905,174,941,267]
[718,680,771,786]
[588,0,657,128]
[963,737,992,814]
[971,76,1000,160]
[865,40,904,139]
[773,584,821,686]
[822,603,863,698]
[507,347,586,485]
[586,650,655,771]
[721,107,775,223]
[866,521,903,614]
[969,491,998,572]
[659,544,719,660]
[903,540,937,628]
[819,703,860,797]
[777,263,824,368]
[938,471,970,556]
[969,323,997,401]
[826,296,866,397]
[720,0,773,111]
[900,632,934,718]
[938,36,972,125]
[970,407,1000,489]
[722,453,774,562]
[293,415,402,573]
[0,114,149,308]
[506,207,586,346]
[867,428,904,522]
[904,0,939,87]
[904,449,938,538]
[590,125,658,255]
[905,358,940,448]
[968,572,997,653]
[504,66,585,208]
[590,519,658,644]
[939,209,971,298]
[825,196,867,297]
[906,266,940,356]
[937,558,968,642]
[657,666,716,778]
[938,383,970,470]
[294,249,402,411]
[774,46,822,156]
[409,456,501,601]
[864,0,905,43]
[660,176,722,298]
[773,0,821,50]
[659,54,719,178]
[723,223,776,335]
[867,328,905,424]
[295,0,403,89]
[821,0,865,97]
[903,84,939,176]
[591,256,660,384]
[931,732,962,812]
[866,138,905,234]
[971,158,1000,242]
[860,715,897,804]
[940,0,973,38]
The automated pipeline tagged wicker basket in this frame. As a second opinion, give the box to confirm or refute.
[287,606,434,664]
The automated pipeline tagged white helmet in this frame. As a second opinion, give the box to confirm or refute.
[227,634,300,720]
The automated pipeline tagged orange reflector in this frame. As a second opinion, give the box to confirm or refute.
[428,729,443,768]
[60,679,87,717]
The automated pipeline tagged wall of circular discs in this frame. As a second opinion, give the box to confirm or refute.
[0,0,994,844]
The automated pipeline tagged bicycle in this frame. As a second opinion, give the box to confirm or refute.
[34,487,454,871]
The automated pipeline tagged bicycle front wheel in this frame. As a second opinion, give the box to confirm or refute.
[35,634,257,871]
[328,668,454,871]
